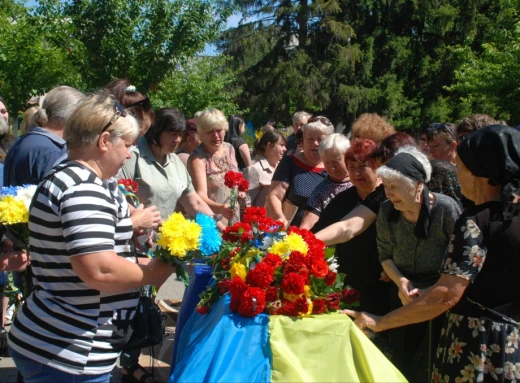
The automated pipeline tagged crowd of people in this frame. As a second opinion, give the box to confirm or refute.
[0,82,519,383]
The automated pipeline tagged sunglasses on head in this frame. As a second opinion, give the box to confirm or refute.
[100,101,127,134]
[308,116,332,127]
[126,96,151,111]
[430,123,457,141]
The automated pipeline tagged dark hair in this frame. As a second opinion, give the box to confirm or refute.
[294,129,304,146]
[145,108,186,147]
[105,78,155,127]
[345,138,378,168]
[425,122,457,144]
[372,132,417,164]
[225,115,244,144]
[254,129,286,154]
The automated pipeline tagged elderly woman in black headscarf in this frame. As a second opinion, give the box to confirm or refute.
[345,125,520,383]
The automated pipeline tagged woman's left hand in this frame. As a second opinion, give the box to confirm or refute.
[341,309,383,336]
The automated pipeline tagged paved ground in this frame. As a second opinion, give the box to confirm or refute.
[0,275,185,383]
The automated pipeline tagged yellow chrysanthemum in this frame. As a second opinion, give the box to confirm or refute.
[269,233,308,257]
[0,196,29,225]
[230,262,247,281]
[156,213,202,258]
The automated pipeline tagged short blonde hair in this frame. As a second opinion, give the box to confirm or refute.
[318,133,350,157]
[350,113,395,143]
[65,92,139,149]
[302,120,334,137]
[196,108,228,135]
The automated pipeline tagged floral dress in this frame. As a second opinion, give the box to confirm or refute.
[433,201,520,383]
[191,142,240,225]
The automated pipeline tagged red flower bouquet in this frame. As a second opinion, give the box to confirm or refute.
[197,207,360,317]
[118,178,140,207]
[224,171,249,218]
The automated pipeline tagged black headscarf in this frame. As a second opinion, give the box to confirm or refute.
[384,152,431,238]
[457,124,520,219]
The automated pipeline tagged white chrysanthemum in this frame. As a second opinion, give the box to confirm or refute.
[16,185,38,210]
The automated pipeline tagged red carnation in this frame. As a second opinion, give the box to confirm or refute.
[238,178,249,192]
[262,253,282,268]
[222,222,254,243]
[237,287,266,317]
[220,257,231,270]
[310,258,329,278]
[324,271,337,286]
[281,272,305,295]
[342,288,361,304]
[312,299,326,314]
[325,292,341,310]
[276,301,299,317]
[197,305,210,315]
[224,171,245,188]
[229,276,248,310]
[294,297,309,314]
[298,267,310,285]
[265,286,279,302]
[246,263,275,289]
[243,207,266,223]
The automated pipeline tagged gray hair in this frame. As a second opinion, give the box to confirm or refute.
[302,120,334,137]
[292,111,311,125]
[34,86,85,127]
[377,145,432,188]
[318,133,351,157]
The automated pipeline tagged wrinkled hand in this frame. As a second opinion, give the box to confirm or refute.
[398,278,420,305]
[341,309,383,336]
[131,204,161,230]
[219,204,234,221]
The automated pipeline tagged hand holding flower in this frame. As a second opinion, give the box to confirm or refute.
[218,204,234,221]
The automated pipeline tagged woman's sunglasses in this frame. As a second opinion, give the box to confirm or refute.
[308,116,332,126]
[100,102,127,134]
[126,96,151,111]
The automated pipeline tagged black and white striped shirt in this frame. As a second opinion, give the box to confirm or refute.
[9,162,139,375]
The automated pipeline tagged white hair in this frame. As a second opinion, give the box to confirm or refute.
[377,145,432,188]
[318,133,351,157]
[302,120,334,137]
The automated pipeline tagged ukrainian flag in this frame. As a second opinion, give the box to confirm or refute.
[169,267,407,383]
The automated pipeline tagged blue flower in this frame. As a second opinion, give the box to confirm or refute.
[0,186,19,198]
[196,213,222,256]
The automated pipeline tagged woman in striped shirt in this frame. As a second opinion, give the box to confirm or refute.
[8,92,174,383]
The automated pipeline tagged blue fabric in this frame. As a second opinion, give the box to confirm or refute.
[169,294,271,383]
[0,162,4,187]
[170,264,213,370]
[3,127,67,186]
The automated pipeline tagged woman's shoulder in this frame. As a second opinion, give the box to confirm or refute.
[432,192,462,215]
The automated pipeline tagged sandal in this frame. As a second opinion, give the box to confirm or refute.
[121,363,156,383]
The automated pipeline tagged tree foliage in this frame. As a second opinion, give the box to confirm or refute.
[220,0,520,129]
[150,56,247,118]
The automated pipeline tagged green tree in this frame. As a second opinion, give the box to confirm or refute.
[35,0,233,91]
[0,0,82,119]
[150,56,246,118]
[447,0,520,125]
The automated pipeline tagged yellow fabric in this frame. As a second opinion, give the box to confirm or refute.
[269,313,408,383]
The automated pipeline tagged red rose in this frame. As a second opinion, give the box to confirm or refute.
[262,253,282,268]
[246,263,274,289]
[281,272,305,295]
[310,258,329,278]
[342,288,360,304]
[238,287,266,317]
[325,292,341,310]
[265,286,279,302]
[324,271,337,286]
[312,299,326,314]
[197,305,210,314]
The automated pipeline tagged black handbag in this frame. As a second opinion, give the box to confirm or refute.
[125,294,166,351]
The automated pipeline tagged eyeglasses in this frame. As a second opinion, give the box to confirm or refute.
[126,96,151,111]
[308,116,332,127]
[100,102,127,134]
[429,123,457,141]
